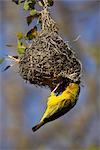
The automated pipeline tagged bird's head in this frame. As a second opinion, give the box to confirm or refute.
[67,82,80,92]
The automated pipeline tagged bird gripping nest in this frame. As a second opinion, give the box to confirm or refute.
[19,4,82,90]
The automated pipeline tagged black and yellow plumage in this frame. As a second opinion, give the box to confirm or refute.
[32,81,80,132]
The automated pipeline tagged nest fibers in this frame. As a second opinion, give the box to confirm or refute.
[19,8,82,90]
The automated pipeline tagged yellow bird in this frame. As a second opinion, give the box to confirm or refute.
[32,81,80,132]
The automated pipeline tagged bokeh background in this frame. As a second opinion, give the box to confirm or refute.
[0,0,100,150]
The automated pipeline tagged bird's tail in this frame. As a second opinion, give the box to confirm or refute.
[32,121,45,132]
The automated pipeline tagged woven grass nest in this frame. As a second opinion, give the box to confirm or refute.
[19,8,82,90]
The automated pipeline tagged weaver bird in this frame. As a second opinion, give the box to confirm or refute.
[32,80,80,132]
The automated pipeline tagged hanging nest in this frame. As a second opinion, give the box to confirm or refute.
[19,8,82,90]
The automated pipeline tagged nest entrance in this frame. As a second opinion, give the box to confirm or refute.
[19,8,82,90]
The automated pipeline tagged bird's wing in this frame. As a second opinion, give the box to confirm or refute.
[41,99,71,122]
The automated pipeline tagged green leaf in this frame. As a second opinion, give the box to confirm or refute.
[26,26,38,40]
[17,40,26,54]
[30,9,37,16]
[16,32,26,54]
[37,14,42,24]
[26,15,34,26]
[16,32,24,40]
[0,57,5,64]
[24,0,30,10]
[17,47,25,54]
[12,0,25,5]
[48,0,54,6]
[26,12,41,26]
[24,0,36,10]
[12,0,20,5]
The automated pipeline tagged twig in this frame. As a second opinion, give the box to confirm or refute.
[8,55,19,63]
[52,83,60,93]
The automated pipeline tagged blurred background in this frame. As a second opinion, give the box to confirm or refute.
[0,0,100,150]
